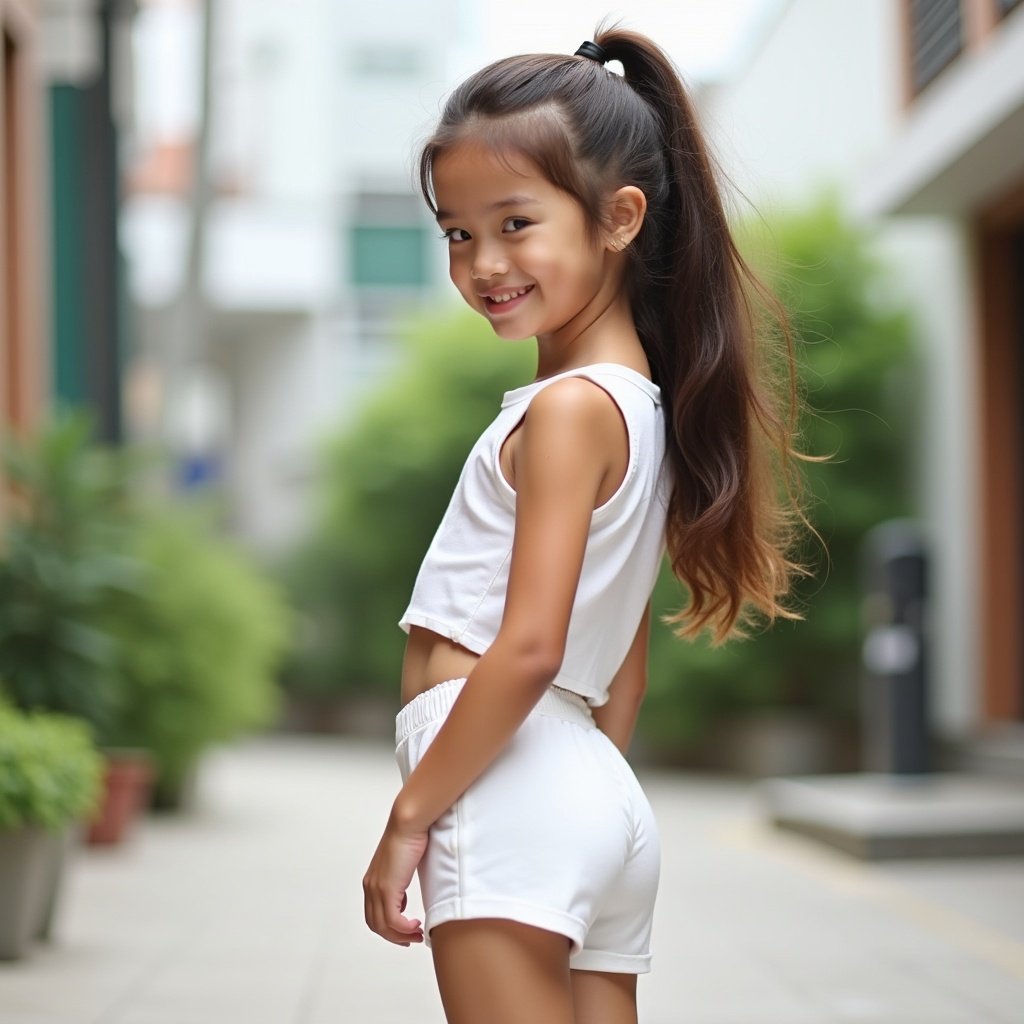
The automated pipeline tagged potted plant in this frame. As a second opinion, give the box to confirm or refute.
[0,700,103,959]
[1,415,290,827]
[100,508,290,810]
[0,415,155,844]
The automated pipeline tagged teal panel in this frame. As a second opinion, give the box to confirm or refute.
[351,226,428,287]
[49,85,87,406]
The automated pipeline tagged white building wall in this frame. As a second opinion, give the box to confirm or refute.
[701,0,899,212]
[702,0,980,737]
[123,0,470,553]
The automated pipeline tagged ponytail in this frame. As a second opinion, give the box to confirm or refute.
[420,27,815,644]
[595,27,814,643]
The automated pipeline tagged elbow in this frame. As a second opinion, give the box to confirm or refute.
[493,632,565,690]
[519,646,564,690]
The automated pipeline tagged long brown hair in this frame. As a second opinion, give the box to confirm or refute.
[419,27,815,644]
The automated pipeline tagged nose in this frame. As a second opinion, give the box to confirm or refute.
[469,242,509,280]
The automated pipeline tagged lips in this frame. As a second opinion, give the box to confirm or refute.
[480,284,534,313]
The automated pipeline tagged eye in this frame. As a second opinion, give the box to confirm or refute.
[440,227,470,243]
[503,217,532,233]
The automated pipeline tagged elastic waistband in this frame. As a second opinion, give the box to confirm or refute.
[395,678,594,746]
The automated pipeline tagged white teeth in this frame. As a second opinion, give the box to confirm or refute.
[490,286,530,303]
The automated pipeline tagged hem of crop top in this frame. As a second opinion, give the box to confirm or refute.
[396,610,610,708]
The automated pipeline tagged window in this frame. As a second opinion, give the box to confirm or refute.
[351,225,428,286]
[908,0,963,93]
[348,192,430,288]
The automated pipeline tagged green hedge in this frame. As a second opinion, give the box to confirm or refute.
[282,309,533,695]
[286,190,917,751]
[640,190,916,748]
[100,510,290,794]
[1,416,293,797]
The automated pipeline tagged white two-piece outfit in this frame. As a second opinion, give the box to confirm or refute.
[397,362,670,973]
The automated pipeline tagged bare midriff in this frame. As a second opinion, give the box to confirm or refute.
[400,625,481,708]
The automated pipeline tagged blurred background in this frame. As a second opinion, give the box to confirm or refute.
[1,0,1023,1020]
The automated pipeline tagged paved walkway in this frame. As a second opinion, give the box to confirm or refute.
[2,734,1023,1023]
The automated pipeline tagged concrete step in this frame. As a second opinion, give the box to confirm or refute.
[951,721,1024,779]
[757,771,1024,860]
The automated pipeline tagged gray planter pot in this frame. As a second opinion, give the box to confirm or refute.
[0,824,51,960]
[35,820,82,942]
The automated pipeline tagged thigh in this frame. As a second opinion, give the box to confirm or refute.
[431,919,574,1024]
[571,970,638,1024]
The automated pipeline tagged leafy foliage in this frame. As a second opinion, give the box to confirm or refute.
[284,307,533,694]
[287,192,917,756]
[0,701,104,830]
[1,415,293,797]
[640,190,917,748]
[0,415,146,733]
[100,509,291,793]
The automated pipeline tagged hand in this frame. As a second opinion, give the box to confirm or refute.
[363,806,428,946]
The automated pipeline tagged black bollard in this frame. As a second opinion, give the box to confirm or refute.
[860,520,930,775]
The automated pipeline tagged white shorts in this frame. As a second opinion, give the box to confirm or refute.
[394,677,660,974]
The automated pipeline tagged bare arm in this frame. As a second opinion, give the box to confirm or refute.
[363,378,626,945]
[592,601,650,755]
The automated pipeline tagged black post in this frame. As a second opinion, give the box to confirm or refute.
[860,520,930,774]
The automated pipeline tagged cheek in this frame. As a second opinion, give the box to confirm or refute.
[448,254,472,293]
[520,240,567,284]
[523,236,598,293]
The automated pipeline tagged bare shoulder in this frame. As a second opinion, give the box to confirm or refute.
[521,376,624,439]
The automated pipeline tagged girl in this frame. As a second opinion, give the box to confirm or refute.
[363,26,809,1024]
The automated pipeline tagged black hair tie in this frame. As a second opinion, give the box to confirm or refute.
[574,40,608,65]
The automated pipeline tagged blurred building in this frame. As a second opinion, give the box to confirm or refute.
[2,0,137,464]
[702,0,1023,748]
[1,0,47,450]
[121,0,468,550]
[44,0,135,443]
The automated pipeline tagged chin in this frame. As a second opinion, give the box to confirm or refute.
[485,320,535,342]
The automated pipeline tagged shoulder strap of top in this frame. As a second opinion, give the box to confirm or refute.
[501,363,661,409]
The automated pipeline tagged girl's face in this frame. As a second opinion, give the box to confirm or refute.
[432,142,613,344]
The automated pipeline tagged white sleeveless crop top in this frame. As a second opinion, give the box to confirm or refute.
[398,363,670,707]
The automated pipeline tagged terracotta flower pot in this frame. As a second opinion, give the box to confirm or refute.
[86,748,156,846]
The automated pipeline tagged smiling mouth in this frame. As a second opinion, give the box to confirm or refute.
[482,285,534,312]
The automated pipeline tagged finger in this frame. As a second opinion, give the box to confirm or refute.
[366,880,421,936]
[374,894,424,945]
[385,894,422,936]
[368,888,421,938]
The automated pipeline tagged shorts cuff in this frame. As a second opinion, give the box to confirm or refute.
[570,948,653,974]
[424,897,587,955]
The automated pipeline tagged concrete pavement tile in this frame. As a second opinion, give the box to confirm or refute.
[308,958,446,1024]
[2,737,1024,1023]
[0,1015,73,1024]
[878,857,1024,944]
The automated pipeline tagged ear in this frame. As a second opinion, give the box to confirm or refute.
[603,186,647,253]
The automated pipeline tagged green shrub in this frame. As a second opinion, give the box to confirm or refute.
[100,509,291,795]
[0,414,145,734]
[287,190,916,754]
[1,415,294,800]
[0,701,104,831]
[283,305,533,696]
[639,189,916,749]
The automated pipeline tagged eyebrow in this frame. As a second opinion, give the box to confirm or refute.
[435,195,541,222]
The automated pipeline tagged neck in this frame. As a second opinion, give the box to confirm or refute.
[534,288,648,381]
